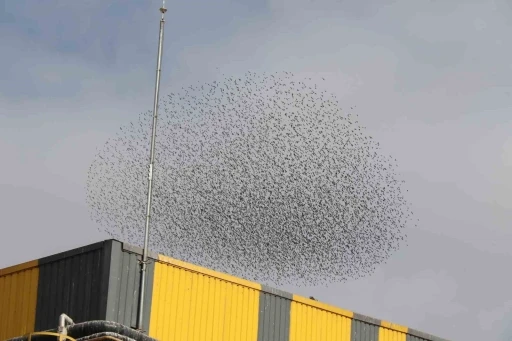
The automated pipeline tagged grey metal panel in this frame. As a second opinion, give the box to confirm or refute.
[351,318,379,341]
[407,335,428,341]
[353,312,381,326]
[35,241,110,331]
[407,329,451,341]
[407,329,433,341]
[99,240,114,320]
[257,285,291,341]
[105,240,123,323]
[260,285,293,300]
[105,240,154,333]
[142,258,155,332]
[121,242,159,260]
[431,337,451,341]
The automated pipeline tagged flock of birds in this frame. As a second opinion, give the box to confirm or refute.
[86,71,413,286]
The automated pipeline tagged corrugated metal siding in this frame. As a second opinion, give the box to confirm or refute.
[257,286,291,341]
[0,261,39,340]
[289,296,352,341]
[351,314,380,341]
[34,241,110,332]
[149,255,261,341]
[0,239,155,338]
[379,321,407,341]
[406,329,445,341]
[105,241,154,332]
[0,239,451,341]
[406,335,429,341]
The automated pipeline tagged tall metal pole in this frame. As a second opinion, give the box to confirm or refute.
[137,0,167,331]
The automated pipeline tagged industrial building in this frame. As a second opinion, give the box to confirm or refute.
[0,239,449,341]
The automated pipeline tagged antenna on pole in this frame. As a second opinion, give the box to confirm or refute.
[137,0,167,332]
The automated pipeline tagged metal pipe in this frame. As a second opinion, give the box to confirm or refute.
[137,0,167,332]
[27,332,76,341]
[77,336,123,341]
[58,314,74,334]
[58,314,75,341]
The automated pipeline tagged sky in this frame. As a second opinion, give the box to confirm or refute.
[1,0,511,340]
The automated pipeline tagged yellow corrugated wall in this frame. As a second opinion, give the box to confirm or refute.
[0,260,39,341]
[149,255,261,341]
[289,295,352,341]
[379,321,408,341]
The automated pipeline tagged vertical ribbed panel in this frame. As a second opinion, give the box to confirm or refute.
[289,296,352,341]
[379,321,407,341]
[0,239,452,341]
[149,257,261,341]
[406,329,448,341]
[378,328,407,341]
[0,261,39,340]
[351,317,379,341]
[407,328,449,341]
[105,241,154,332]
[406,335,429,341]
[35,241,109,331]
[257,286,291,341]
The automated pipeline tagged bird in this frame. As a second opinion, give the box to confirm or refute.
[86,70,412,287]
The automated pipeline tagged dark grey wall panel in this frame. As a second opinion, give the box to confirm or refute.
[407,335,428,341]
[407,329,450,341]
[35,241,110,331]
[257,285,292,341]
[105,241,154,333]
[351,314,379,341]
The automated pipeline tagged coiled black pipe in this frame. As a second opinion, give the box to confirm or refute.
[5,321,157,341]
